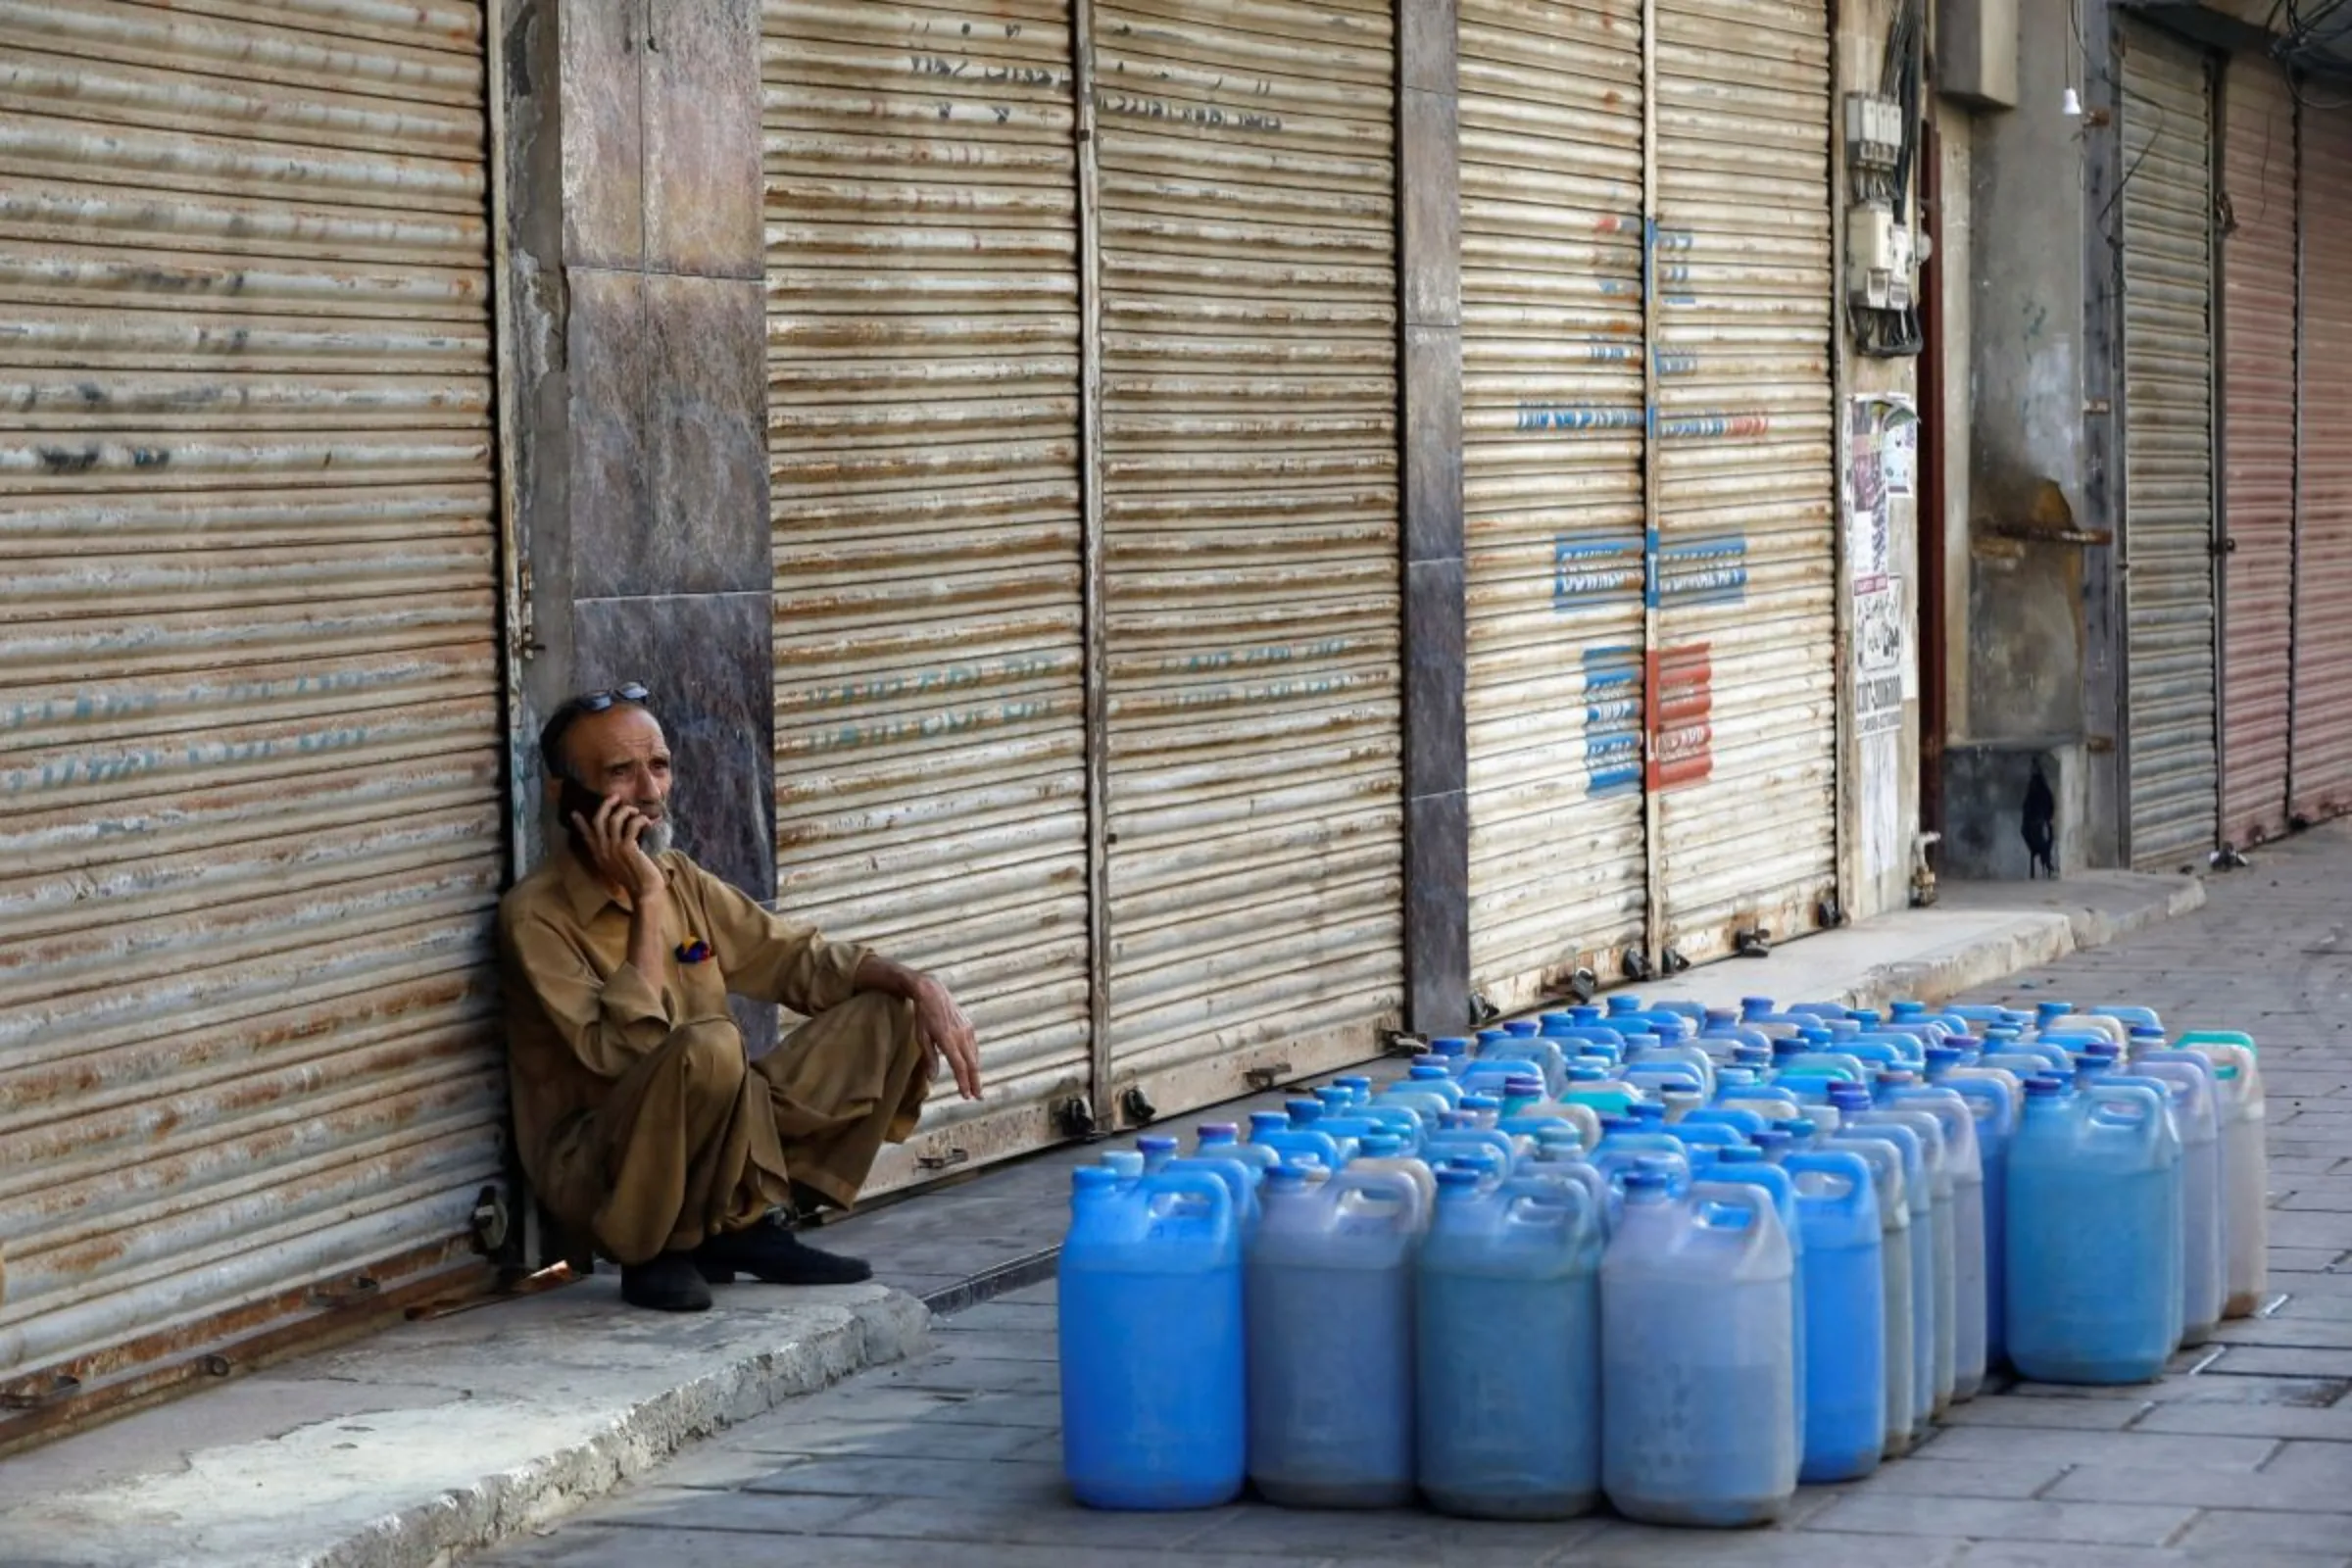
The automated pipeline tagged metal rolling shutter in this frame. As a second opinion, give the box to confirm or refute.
[0,0,503,1416]
[2218,54,2296,850]
[760,0,1095,1187]
[2119,22,2219,869]
[1459,0,1649,1011]
[2293,102,2352,821]
[1093,0,1403,1106]
[1650,0,1837,963]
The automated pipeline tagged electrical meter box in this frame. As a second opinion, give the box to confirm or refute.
[1846,203,1899,310]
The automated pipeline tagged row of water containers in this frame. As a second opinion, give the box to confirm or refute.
[1057,995,2270,1522]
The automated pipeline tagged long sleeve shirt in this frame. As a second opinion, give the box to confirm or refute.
[495,845,869,1190]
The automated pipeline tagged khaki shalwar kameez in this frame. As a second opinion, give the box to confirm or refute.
[497,848,928,1265]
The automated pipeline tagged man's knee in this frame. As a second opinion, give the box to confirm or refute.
[663,1018,748,1100]
[830,991,918,1051]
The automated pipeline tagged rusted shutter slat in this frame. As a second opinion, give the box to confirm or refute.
[0,0,502,1408]
[1651,0,1838,961]
[1460,0,1649,1010]
[761,0,1096,1187]
[2120,21,2220,870]
[2219,53,2295,850]
[1094,0,1404,1105]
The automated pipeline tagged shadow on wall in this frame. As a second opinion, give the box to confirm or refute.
[1965,477,2090,745]
[1942,742,2085,880]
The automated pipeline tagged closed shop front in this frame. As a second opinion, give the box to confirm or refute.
[1456,0,1838,997]
[2118,20,2220,870]
[760,0,1097,1185]
[2294,97,2352,820]
[2218,53,2297,850]
[1651,0,1837,962]
[1093,0,1404,1107]
[762,0,1398,1183]
[1458,0,1648,1010]
[0,0,505,1425]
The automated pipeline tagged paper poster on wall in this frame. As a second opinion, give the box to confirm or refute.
[1843,394,1916,594]
[1885,410,1919,497]
[1854,580,1904,738]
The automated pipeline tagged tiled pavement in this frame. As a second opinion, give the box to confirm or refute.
[481,826,2352,1567]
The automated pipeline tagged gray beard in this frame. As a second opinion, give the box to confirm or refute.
[640,816,675,858]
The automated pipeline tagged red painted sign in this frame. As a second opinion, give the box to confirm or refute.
[1645,643,1714,792]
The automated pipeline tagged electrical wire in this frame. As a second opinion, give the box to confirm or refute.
[2272,0,2352,105]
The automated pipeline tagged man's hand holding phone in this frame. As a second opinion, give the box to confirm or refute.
[567,782,666,906]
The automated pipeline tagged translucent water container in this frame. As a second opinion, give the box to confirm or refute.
[1593,1122,1695,1196]
[2182,1037,2269,1318]
[2130,1052,2226,1345]
[1199,1121,1280,1172]
[1739,996,1814,1039]
[1936,1069,2020,1370]
[2007,1077,2180,1384]
[1417,1168,1603,1519]
[1601,1169,1798,1526]
[1163,1147,1262,1241]
[2084,1070,2190,1353]
[1247,1165,1424,1507]
[1835,1101,1940,1435]
[1784,1149,1886,1482]
[1884,1080,1989,1400]
[1823,1130,1916,1455]
[1060,1167,1244,1509]
[1706,1147,1806,1456]
[1352,1132,1439,1224]
[1249,1112,1343,1174]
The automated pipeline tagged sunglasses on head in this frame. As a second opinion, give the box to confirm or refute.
[574,682,650,713]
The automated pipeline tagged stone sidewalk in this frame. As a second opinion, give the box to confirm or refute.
[0,867,2204,1568]
[480,828,2352,1568]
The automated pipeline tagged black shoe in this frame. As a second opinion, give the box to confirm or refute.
[695,1215,872,1286]
[620,1251,713,1312]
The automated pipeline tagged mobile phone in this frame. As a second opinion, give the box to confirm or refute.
[559,774,609,858]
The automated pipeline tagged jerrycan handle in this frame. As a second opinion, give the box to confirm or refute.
[2082,1080,2165,1140]
[1783,1149,1877,1218]
[1944,1075,2014,1129]
[1140,1169,1234,1233]
[1686,1179,1777,1255]
[1323,1165,1425,1230]
[2176,1028,2257,1056]
[1500,1172,1596,1235]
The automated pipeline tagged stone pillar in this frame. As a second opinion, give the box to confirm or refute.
[1397,0,1468,1034]
[503,0,774,902]
[502,0,775,1043]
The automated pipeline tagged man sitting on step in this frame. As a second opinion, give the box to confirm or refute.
[497,683,984,1312]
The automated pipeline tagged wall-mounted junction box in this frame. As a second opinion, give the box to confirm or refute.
[1846,201,1916,311]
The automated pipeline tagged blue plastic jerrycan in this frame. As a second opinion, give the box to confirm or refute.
[1885,1080,1989,1404]
[1198,1122,1280,1172]
[2084,1069,2189,1353]
[1936,1071,2020,1371]
[1706,1147,1807,1456]
[1246,1165,1426,1508]
[1784,1149,1886,1483]
[2007,1077,2181,1384]
[2134,1049,2229,1346]
[1839,1096,1944,1432]
[1417,1168,1603,1520]
[1248,1110,1343,1173]
[1059,1166,1244,1509]
[1162,1150,1261,1242]
[1600,1171,1798,1527]
[1823,1129,1917,1457]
